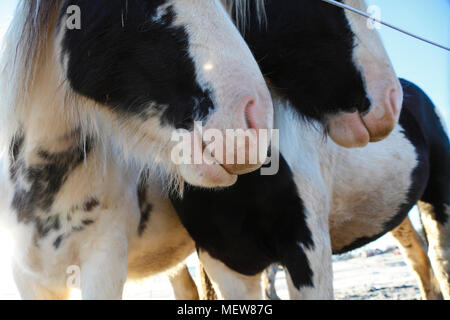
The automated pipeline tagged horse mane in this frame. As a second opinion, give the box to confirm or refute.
[0,0,61,151]
[222,0,266,31]
[3,0,60,100]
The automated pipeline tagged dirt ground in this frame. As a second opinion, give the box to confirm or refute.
[0,251,421,300]
[268,251,421,300]
[332,251,421,300]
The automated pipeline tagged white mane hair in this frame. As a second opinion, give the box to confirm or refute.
[0,0,59,153]
[222,0,266,31]
[0,0,181,194]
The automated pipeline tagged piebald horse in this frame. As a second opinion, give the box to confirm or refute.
[171,0,449,299]
[0,0,275,299]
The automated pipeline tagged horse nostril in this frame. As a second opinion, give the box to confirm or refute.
[244,99,259,130]
[389,88,402,119]
[359,96,372,116]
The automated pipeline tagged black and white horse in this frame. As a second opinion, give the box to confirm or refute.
[0,0,277,299]
[229,0,403,149]
[171,0,449,299]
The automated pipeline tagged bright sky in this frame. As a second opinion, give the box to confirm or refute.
[0,1,448,251]
[366,0,449,128]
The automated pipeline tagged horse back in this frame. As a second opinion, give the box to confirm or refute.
[399,79,450,224]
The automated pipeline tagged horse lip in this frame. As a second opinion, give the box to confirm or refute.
[200,138,262,176]
[223,164,262,175]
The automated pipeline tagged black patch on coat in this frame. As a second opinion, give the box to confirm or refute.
[52,219,96,250]
[10,132,24,162]
[236,0,370,123]
[35,215,61,238]
[83,198,100,212]
[10,136,93,224]
[60,0,215,130]
[9,132,25,183]
[137,184,153,236]
[171,155,314,290]
[82,219,95,226]
[335,79,450,253]
[53,234,65,249]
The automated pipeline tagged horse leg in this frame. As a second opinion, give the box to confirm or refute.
[263,264,280,300]
[284,197,333,300]
[199,259,279,301]
[390,216,442,299]
[198,250,264,300]
[198,262,218,300]
[284,240,333,300]
[418,200,450,299]
[167,263,199,300]
[79,231,129,300]
[12,262,70,300]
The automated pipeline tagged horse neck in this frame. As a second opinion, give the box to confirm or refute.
[274,98,326,156]
[273,98,340,184]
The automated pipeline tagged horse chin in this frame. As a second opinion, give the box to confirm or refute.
[178,163,238,188]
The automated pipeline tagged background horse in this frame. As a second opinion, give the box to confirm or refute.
[0,0,273,299]
[171,0,449,299]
